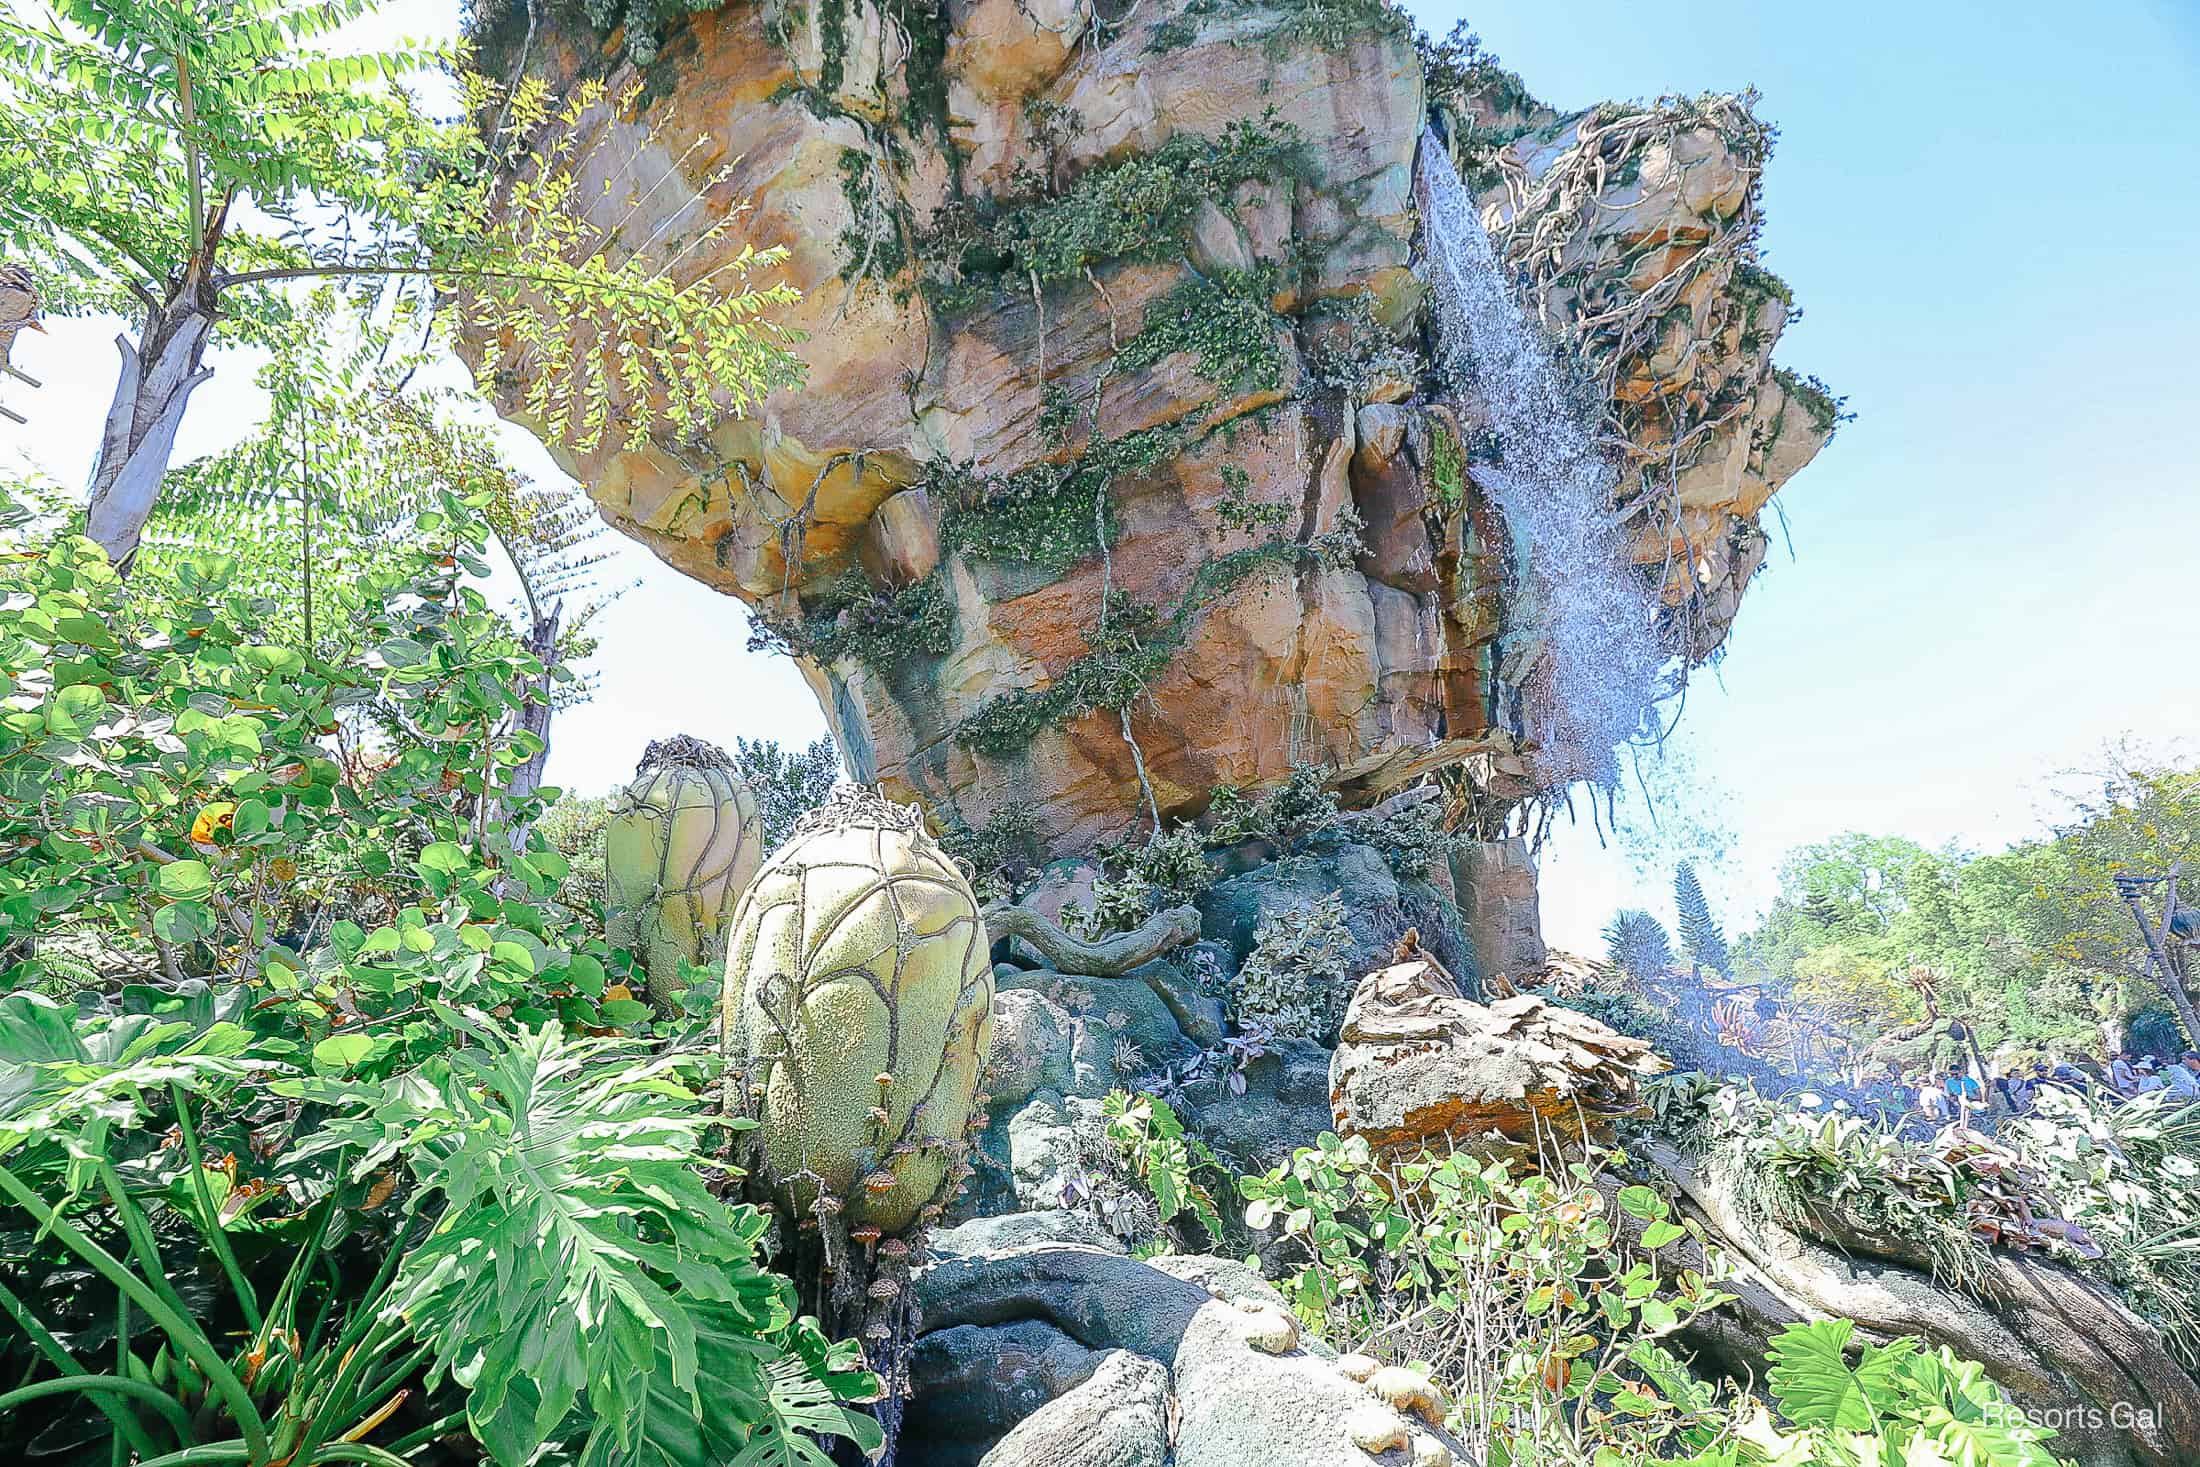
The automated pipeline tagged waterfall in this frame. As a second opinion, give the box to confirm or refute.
[1414,125,1660,782]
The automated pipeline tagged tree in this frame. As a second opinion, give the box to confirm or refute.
[1673,860,1730,978]
[1603,908,1674,984]
[732,735,843,851]
[0,0,799,566]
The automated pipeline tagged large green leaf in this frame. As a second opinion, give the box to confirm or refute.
[308,1018,865,1467]
[1765,1320,1913,1432]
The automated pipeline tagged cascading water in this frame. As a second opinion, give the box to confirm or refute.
[1414,126,1661,783]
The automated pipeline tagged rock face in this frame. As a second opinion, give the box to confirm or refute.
[466,0,1833,857]
[1329,952,1664,1160]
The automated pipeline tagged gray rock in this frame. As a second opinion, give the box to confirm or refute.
[1192,1036,1337,1182]
[1196,843,1407,976]
[1172,1301,1448,1467]
[998,967,1199,1097]
[978,1349,1170,1467]
[1148,1253,1286,1312]
[904,1319,1104,1467]
[1128,957,1226,1046]
[915,1244,1211,1364]
[1006,1091,1082,1211]
[908,1243,1467,1467]
[931,1210,1126,1258]
[987,988,1073,1107]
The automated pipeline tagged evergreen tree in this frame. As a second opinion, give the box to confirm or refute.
[1603,909,1675,984]
[1674,861,1732,977]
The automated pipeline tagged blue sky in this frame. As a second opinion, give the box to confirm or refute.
[4,0,2194,951]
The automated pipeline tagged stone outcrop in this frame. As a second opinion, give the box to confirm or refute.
[909,1223,1468,1467]
[1329,950,1664,1161]
[467,0,1833,857]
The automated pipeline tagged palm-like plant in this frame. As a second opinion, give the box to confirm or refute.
[1604,908,1675,984]
[0,0,798,567]
[0,995,883,1466]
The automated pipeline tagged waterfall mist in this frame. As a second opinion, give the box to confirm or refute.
[1414,127,1663,786]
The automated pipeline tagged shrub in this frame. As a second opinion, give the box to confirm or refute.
[1229,892,1355,1041]
[0,498,880,1465]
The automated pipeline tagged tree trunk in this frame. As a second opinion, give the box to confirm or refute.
[1644,1138,2198,1467]
[2125,889,2200,1046]
[84,286,217,570]
[493,599,562,855]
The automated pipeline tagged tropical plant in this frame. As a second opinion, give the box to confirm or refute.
[0,0,798,565]
[1683,1318,2065,1467]
[604,736,763,1010]
[1604,908,1675,983]
[1238,1129,1737,1467]
[0,995,881,1466]
[1099,1089,1231,1250]
[0,487,880,1464]
[721,786,993,1245]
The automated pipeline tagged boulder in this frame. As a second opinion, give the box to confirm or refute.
[977,1349,1170,1467]
[1197,843,1405,974]
[1329,955,1664,1161]
[908,1243,1466,1467]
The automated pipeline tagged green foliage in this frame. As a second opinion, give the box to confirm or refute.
[1673,861,1731,977]
[1150,0,1413,55]
[1229,892,1355,1041]
[1659,1074,2200,1365]
[953,519,1361,756]
[1112,266,1287,395]
[1733,767,2200,1058]
[142,297,622,666]
[1237,1129,1737,1466]
[1359,797,1452,880]
[1206,763,1344,852]
[574,0,726,65]
[0,4,799,560]
[0,494,876,1464]
[917,115,1310,311]
[1772,365,1853,438]
[0,516,586,995]
[539,793,613,929]
[1694,1318,2064,1467]
[1426,416,1467,509]
[934,422,1185,571]
[1605,908,1675,982]
[1100,1090,1232,1250]
[749,571,955,674]
[731,736,843,852]
[938,801,1042,904]
[0,993,879,1467]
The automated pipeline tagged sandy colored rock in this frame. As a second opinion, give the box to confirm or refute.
[1330,954,1665,1160]
[467,2,1834,856]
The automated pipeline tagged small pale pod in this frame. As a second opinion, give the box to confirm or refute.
[1232,1300,1299,1355]
[1335,1353,1382,1384]
[1344,1404,1409,1456]
[1366,1365,1449,1427]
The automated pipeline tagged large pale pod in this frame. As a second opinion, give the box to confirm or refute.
[605,736,763,1004]
[724,785,993,1234]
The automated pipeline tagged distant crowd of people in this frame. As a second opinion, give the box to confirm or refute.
[1859,1049,2200,1125]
